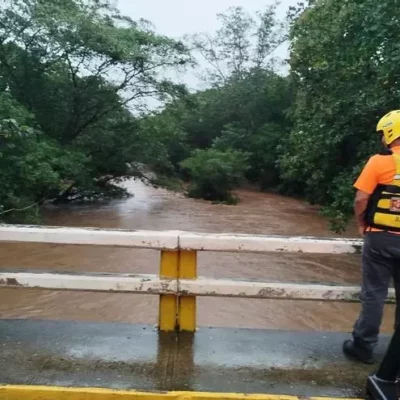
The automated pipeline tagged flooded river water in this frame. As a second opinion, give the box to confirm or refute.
[0,180,395,332]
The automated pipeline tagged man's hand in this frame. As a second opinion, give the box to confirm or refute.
[358,225,366,237]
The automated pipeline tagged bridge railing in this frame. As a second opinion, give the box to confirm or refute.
[0,225,395,332]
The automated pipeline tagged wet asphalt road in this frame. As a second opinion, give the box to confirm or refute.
[0,320,391,397]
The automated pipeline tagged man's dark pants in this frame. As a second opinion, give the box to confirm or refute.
[353,231,400,350]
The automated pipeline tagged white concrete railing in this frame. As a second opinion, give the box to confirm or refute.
[0,225,363,254]
[0,225,380,300]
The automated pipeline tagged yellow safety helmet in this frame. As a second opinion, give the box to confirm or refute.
[377,110,400,145]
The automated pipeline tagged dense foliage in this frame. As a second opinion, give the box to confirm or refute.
[0,0,189,222]
[141,6,291,203]
[1,0,398,232]
[181,148,248,203]
[283,0,400,230]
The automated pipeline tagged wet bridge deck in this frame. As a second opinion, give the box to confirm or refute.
[0,320,390,398]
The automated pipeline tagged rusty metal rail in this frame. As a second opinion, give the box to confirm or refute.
[0,224,387,332]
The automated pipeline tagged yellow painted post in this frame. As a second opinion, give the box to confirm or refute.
[159,251,179,331]
[178,250,197,332]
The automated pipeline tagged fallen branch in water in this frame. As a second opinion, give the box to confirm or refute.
[0,197,47,216]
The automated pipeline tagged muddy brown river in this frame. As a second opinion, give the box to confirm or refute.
[0,180,395,333]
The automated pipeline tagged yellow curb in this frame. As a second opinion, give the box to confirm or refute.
[0,385,360,400]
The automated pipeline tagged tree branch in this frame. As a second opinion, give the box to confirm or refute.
[0,197,46,216]
[65,88,158,142]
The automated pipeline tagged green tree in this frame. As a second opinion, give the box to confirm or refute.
[181,148,248,203]
[190,4,286,85]
[0,0,192,221]
[0,92,88,222]
[0,0,190,148]
[282,0,400,231]
[0,0,190,129]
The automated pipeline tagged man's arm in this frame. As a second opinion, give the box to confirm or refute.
[353,156,379,235]
[354,190,371,235]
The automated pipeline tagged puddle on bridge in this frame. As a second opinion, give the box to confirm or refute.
[0,179,396,333]
[0,320,386,397]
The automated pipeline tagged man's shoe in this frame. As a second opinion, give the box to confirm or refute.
[343,339,375,364]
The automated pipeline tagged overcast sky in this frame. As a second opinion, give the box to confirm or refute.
[116,0,298,92]
[117,0,296,38]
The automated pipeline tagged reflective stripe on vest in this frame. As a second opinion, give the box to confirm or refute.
[368,153,400,231]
